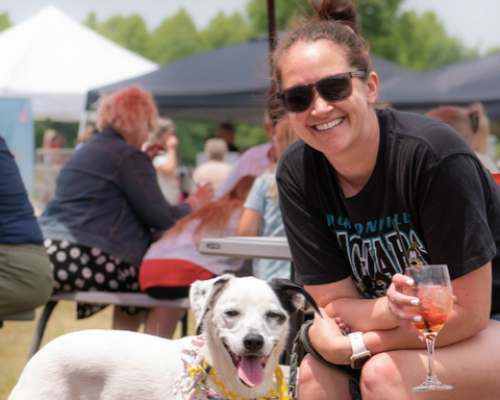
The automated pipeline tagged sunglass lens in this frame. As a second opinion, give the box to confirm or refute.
[281,86,313,113]
[318,74,352,102]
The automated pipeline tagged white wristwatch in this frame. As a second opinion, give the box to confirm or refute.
[348,331,371,369]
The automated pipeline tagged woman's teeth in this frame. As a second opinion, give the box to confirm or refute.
[315,117,344,131]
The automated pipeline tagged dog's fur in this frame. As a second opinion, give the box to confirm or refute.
[9,275,318,400]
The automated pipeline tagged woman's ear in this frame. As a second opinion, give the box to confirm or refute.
[365,71,379,105]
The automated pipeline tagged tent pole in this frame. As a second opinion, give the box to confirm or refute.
[267,0,277,56]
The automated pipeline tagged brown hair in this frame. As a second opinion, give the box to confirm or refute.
[268,118,300,201]
[425,102,490,154]
[166,175,256,243]
[97,85,158,137]
[272,0,371,89]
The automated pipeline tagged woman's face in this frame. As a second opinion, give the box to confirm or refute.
[279,40,379,160]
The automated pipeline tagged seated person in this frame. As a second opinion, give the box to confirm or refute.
[139,175,255,338]
[191,138,233,194]
[38,85,212,331]
[0,135,52,317]
[238,116,299,281]
[426,102,499,173]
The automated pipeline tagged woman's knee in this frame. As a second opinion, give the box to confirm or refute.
[298,355,351,400]
[360,353,402,399]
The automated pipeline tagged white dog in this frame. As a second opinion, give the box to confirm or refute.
[9,274,318,400]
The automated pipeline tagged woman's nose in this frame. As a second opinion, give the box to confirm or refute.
[310,92,334,116]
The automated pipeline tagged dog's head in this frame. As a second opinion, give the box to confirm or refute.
[190,274,319,389]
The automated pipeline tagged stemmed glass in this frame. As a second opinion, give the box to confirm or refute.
[403,264,454,392]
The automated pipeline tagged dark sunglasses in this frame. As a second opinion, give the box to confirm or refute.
[278,71,366,113]
[469,110,479,133]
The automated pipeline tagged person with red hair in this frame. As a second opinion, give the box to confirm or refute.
[38,85,213,331]
[138,175,255,338]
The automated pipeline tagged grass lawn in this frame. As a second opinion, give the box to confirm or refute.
[0,302,193,400]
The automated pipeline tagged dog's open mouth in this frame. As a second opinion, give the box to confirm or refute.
[223,343,269,387]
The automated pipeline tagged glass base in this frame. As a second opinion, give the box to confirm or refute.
[412,378,453,392]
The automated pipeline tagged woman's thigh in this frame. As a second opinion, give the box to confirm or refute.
[361,321,500,400]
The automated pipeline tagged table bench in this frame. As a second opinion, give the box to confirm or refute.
[28,291,190,360]
[0,310,36,328]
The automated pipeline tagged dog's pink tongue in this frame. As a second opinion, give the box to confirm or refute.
[237,355,264,387]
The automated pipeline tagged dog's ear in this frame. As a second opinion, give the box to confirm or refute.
[269,279,320,316]
[190,274,233,332]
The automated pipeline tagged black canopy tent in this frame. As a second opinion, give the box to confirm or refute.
[85,35,415,124]
[386,50,500,120]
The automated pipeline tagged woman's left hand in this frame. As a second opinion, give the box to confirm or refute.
[386,273,426,337]
[308,308,352,365]
[143,142,165,160]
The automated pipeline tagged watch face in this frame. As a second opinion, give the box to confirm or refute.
[352,355,371,370]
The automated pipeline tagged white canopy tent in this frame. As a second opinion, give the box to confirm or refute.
[0,6,158,121]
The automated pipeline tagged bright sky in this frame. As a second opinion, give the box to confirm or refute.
[4,0,500,54]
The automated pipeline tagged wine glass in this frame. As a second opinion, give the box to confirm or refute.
[403,264,454,391]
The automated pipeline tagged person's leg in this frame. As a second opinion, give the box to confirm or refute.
[360,320,500,400]
[0,244,53,315]
[298,354,352,400]
[144,307,186,338]
[112,306,146,331]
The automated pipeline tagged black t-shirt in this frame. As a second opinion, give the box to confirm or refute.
[276,108,500,314]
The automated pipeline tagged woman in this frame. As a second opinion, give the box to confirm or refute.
[139,175,255,338]
[272,1,500,399]
[39,85,212,331]
[238,117,298,281]
[149,118,181,204]
[0,135,53,317]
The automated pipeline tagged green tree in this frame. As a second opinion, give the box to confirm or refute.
[389,11,478,71]
[83,12,99,30]
[246,0,311,37]
[201,11,251,50]
[173,120,218,166]
[96,14,151,58]
[148,9,205,65]
[0,12,12,33]
[487,45,500,55]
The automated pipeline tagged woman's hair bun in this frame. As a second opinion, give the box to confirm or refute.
[310,0,359,34]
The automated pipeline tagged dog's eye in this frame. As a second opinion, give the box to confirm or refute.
[224,309,239,317]
[266,311,282,319]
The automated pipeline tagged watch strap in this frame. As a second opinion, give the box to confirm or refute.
[348,331,368,356]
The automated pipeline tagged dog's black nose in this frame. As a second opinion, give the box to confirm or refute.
[243,334,264,352]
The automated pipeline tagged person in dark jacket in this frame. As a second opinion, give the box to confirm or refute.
[0,135,52,318]
[39,85,212,331]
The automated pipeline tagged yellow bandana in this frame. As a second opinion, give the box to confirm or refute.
[207,360,289,400]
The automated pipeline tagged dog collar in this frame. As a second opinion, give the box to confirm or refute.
[174,335,289,400]
[208,362,288,400]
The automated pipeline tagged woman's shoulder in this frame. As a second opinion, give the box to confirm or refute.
[383,108,475,159]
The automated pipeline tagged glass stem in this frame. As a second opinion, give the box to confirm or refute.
[424,333,438,381]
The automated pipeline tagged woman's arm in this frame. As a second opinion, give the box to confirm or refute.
[238,208,261,236]
[308,263,492,365]
[306,277,398,332]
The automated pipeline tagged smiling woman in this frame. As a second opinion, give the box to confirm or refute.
[272,1,500,399]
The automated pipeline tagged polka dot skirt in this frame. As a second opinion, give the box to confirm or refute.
[44,238,145,319]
